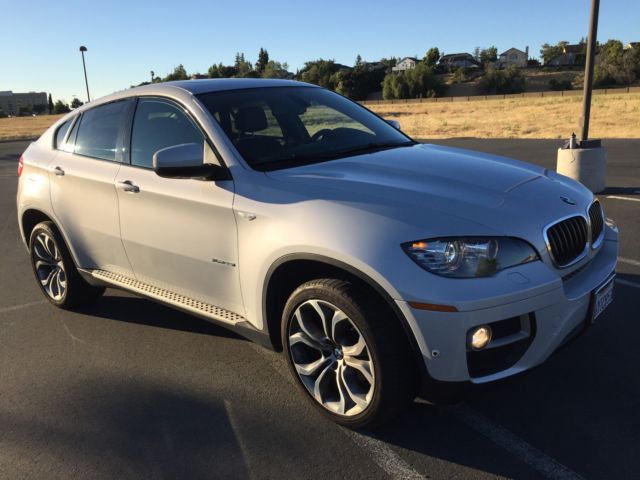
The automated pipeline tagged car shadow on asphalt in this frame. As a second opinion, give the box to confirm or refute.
[76,291,243,341]
[0,374,252,479]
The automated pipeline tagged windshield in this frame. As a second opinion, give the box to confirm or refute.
[197,86,415,171]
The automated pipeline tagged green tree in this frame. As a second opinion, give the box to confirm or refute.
[355,54,363,66]
[262,60,289,78]
[164,64,188,81]
[47,93,54,113]
[70,98,84,109]
[299,59,342,89]
[53,100,71,114]
[208,62,238,78]
[256,48,269,73]
[594,39,638,86]
[423,47,440,67]
[540,41,569,64]
[234,52,253,76]
[382,63,444,99]
[479,46,498,64]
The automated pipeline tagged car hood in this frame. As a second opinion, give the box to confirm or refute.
[265,143,593,242]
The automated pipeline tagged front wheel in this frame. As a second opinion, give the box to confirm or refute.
[29,221,104,309]
[281,278,417,428]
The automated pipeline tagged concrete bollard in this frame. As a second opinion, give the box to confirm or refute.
[556,144,606,193]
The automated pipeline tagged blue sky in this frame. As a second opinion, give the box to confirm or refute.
[1,0,638,103]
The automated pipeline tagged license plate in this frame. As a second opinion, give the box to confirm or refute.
[592,275,615,323]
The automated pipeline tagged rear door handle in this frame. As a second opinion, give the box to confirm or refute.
[52,166,65,176]
[117,180,140,193]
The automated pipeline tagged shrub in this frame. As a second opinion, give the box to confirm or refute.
[548,79,573,91]
[477,65,525,94]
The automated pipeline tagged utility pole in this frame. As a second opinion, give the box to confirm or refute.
[79,46,90,103]
[580,0,600,141]
[556,0,606,193]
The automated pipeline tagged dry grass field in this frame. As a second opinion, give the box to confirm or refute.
[1,92,638,142]
[368,92,640,139]
[0,114,64,142]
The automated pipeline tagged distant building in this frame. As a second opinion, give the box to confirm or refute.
[0,91,48,116]
[546,44,585,67]
[624,42,640,50]
[498,47,529,68]
[438,53,480,70]
[190,73,208,79]
[392,57,418,72]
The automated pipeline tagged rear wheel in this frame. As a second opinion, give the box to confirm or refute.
[281,278,417,428]
[29,221,104,309]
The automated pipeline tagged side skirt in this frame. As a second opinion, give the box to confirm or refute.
[79,268,275,350]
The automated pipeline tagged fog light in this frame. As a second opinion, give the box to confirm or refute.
[469,326,492,350]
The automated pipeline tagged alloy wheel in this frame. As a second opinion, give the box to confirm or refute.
[32,232,67,301]
[287,299,375,416]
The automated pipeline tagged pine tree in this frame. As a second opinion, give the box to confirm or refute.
[256,48,270,73]
[47,93,54,114]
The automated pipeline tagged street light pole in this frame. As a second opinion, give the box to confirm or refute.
[79,46,90,103]
[580,0,600,142]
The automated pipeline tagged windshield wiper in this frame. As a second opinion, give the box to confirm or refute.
[325,140,417,159]
[256,140,417,171]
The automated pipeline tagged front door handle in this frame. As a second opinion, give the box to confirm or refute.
[117,180,140,193]
[52,166,65,176]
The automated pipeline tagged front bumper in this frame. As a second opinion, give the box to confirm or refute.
[396,226,619,383]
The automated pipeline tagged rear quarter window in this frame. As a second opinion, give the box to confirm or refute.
[54,118,73,150]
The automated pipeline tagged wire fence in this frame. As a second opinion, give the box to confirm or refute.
[359,85,640,106]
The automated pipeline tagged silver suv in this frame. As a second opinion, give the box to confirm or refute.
[17,79,618,428]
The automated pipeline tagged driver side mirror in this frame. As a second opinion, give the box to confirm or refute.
[153,143,229,181]
[386,119,401,130]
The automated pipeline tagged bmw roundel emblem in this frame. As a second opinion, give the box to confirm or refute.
[560,196,576,205]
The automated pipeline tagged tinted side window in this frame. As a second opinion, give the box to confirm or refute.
[74,101,130,161]
[130,99,204,168]
[54,118,73,150]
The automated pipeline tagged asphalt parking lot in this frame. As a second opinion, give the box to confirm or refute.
[1,138,639,479]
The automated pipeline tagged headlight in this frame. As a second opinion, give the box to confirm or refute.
[402,237,539,278]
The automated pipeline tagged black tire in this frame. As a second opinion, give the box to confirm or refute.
[281,278,417,429]
[29,221,105,309]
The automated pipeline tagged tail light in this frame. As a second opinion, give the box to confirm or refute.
[18,156,24,177]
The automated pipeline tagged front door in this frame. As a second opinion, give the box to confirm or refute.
[115,97,243,316]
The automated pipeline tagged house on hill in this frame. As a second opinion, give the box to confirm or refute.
[498,47,529,68]
[624,42,640,50]
[438,53,480,71]
[392,57,418,72]
[546,44,586,67]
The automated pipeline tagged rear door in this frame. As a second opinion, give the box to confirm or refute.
[115,97,243,316]
[50,99,135,276]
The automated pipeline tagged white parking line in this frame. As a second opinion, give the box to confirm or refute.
[449,405,584,480]
[605,195,640,203]
[0,300,47,314]
[616,278,640,289]
[341,429,426,480]
[618,257,640,268]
